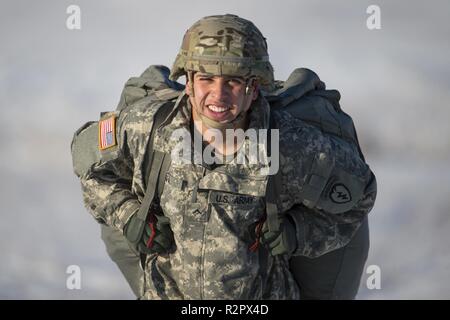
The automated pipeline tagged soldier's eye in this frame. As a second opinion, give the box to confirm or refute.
[228,78,244,85]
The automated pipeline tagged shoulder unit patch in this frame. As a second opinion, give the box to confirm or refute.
[329,183,352,204]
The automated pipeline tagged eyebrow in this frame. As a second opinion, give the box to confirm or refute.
[195,73,245,80]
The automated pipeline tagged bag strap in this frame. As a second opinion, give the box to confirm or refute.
[265,174,281,233]
[265,112,282,233]
[124,101,176,244]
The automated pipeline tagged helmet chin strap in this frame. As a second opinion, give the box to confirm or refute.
[188,71,252,130]
[199,111,247,130]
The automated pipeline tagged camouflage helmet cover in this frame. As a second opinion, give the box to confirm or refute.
[169,14,274,89]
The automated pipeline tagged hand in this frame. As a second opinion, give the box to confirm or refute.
[124,212,175,255]
[260,216,297,256]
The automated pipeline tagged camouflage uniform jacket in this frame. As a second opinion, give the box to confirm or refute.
[77,91,376,299]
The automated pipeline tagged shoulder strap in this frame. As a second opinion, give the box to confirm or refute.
[265,112,282,233]
[124,101,175,244]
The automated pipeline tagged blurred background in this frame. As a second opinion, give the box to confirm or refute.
[1,0,449,299]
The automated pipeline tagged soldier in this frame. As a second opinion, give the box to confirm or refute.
[71,14,376,299]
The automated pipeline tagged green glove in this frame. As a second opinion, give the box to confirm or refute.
[260,216,297,256]
[124,212,175,255]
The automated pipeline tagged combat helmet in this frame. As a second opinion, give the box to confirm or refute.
[170,14,274,90]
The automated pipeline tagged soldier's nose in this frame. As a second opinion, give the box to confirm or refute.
[210,79,230,101]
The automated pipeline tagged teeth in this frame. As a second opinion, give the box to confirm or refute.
[208,105,230,113]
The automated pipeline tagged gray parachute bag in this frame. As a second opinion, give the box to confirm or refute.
[99,65,181,298]
[96,65,368,299]
[116,65,184,111]
[266,67,364,160]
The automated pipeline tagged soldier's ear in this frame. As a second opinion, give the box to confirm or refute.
[186,78,192,96]
[185,72,195,96]
[251,81,259,101]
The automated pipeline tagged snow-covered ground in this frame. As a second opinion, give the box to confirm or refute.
[1,0,449,299]
[358,159,450,299]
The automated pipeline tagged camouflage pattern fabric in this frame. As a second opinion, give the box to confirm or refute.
[73,89,376,299]
[170,14,274,91]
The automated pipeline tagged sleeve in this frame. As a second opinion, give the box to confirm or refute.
[71,110,140,231]
[287,170,376,258]
[279,122,377,258]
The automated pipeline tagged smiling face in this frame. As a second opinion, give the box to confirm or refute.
[186,72,259,129]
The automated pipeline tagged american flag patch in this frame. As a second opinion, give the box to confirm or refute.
[98,116,117,150]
